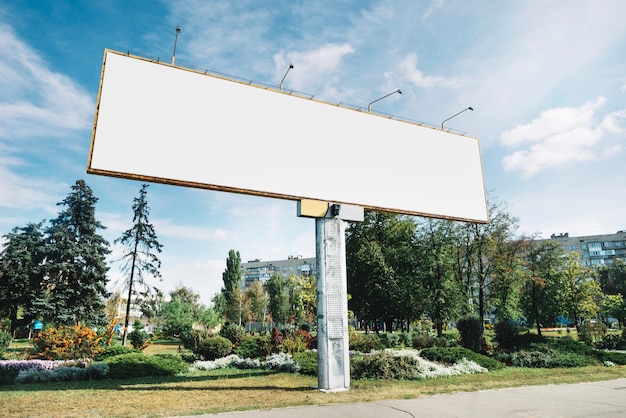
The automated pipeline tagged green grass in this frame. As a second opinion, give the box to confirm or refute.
[1,362,626,417]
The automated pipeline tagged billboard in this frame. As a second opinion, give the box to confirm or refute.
[88,50,488,223]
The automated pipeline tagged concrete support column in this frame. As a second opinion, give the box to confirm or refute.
[315,215,350,391]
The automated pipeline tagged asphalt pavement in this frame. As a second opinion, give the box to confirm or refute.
[177,378,626,418]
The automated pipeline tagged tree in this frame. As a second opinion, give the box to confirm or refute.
[45,180,110,326]
[561,252,602,324]
[244,279,267,331]
[458,199,520,326]
[265,273,290,325]
[520,240,565,336]
[415,218,462,337]
[597,259,626,296]
[160,286,219,338]
[601,294,626,327]
[221,249,242,324]
[114,184,163,346]
[0,222,47,333]
[346,211,420,332]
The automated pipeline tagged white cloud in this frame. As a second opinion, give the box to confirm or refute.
[273,43,355,96]
[387,52,461,89]
[154,218,228,241]
[500,98,625,177]
[0,23,93,140]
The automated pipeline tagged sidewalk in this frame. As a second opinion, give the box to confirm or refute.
[180,378,626,418]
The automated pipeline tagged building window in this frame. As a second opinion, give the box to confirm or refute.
[589,242,601,248]
[580,244,587,249]
[604,241,614,247]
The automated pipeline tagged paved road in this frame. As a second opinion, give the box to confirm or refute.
[180,378,626,417]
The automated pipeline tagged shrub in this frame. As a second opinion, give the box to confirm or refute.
[282,329,314,355]
[293,351,317,376]
[14,363,109,384]
[128,320,151,350]
[219,323,246,346]
[412,333,434,349]
[493,320,520,350]
[349,333,384,353]
[196,336,233,361]
[0,329,12,355]
[179,329,213,353]
[270,327,284,353]
[234,336,265,359]
[577,322,607,346]
[31,324,103,360]
[263,353,300,372]
[457,315,484,353]
[1,359,85,385]
[350,351,420,380]
[93,345,138,361]
[104,353,188,379]
[420,347,505,371]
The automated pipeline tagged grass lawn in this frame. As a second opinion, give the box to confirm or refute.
[2,362,626,417]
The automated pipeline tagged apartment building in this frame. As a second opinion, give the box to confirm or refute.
[241,255,316,287]
[548,230,626,267]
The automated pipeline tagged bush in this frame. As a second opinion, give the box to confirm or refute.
[196,336,233,361]
[128,320,151,350]
[577,322,607,346]
[0,329,12,355]
[234,336,265,359]
[350,351,420,380]
[412,333,434,349]
[219,323,246,346]
[263,353,299,373]
[104,353,188,379]
[420,347,505,371]
[506,348,595,368]
[349,333,384,353]
[457,315,484,353]
[493,320,520,350]
[31,324,103,360]
[179,329,213,353]
[93,345,138,361]
[293,351,317,376]
[283,329,314,355]
[14,363,109,384]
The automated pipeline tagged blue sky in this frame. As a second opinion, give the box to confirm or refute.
[1,1,625,304]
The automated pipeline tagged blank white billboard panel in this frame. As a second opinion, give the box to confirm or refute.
[88,50,488,223]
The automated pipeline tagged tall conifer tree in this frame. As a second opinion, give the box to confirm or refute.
[45,180,110,326]
[115,184,162,346]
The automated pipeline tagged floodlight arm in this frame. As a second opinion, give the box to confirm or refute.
[280,64,294,92]
[368,89,402,112]
[171,26,181,65]
[441,106,473,130]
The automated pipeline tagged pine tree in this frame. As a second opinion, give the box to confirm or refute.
[45,180,110,326]
[0,222,47,333]
[114,184,162,346]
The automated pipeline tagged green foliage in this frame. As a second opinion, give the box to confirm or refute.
[349,332,384,353]
[506,348,595,368]
[221,250,243,324]
[411,333,435,349]
[31,324,103,360]
[493,320,520,350]
[104,353,188,379]
[0,329,12,354]
[420,347,505,371]
[457,315,484,352]
[0,222,47,333]
[576,322,607,346]
[160,286,215,338]
[234,336,265,359]
[128,319,151,350]
[293,351,317,376]
[45,180,110,326]
[265,274,290,324]
[179,329,213,353]
[350,351,420,380]
[114,184,162,346]
[196,336,233,361]
[93,345,138,361]
[219,323,246,345]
